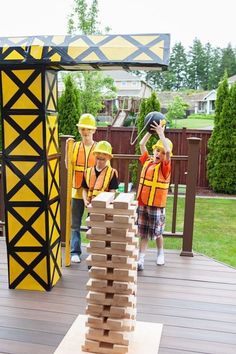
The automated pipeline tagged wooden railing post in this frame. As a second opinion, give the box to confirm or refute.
[181,137,201,257]
[59,135,74,243]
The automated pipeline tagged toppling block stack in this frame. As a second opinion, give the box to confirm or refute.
[83,192,138,354]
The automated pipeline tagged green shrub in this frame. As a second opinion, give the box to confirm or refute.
[207,75,236,194]
[188,113,215,120]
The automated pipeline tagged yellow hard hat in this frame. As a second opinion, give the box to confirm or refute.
[93,141,113,157]
[76,113,96,129]
[152,138,173,156]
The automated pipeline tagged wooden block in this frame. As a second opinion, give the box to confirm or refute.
[113,215,130,224]
[90,227,107,235]
[87,245,138,259]
[87,304,136,319]
[83,339,128,354]
[87,292,136,307]
[86,291,106,303]
[90,213,106,222]
[86,327,131,346]
[86,316,135,332]
[86,217,135,231]
[86,255,137,270]
[91,192,115,208]
[88,204,137,216]
[86,278,108,290]
[90,254,107,262]
[89,240,106,249]
[87,279,137,295]
[111,242,128,250]
[87,230,137,245]
[111,228,128,237]
[89,267,107,277]
[113,193,135,209]
[54,315,163,354]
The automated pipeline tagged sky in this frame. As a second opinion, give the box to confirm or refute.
[0,0,235,49]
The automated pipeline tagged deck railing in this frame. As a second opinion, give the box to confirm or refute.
[0,137,200,255]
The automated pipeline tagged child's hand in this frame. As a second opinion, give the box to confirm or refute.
[150,121,165,137]
[84,200,90,207]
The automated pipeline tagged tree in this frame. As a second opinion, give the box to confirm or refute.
[76,71,116,117]
[58,74,81,139]
[68,0,99,35]
[187,38,207,90]
[60,0,116,125]
[131,92,161,185]
[207,74,236,193]
[219,44,236,80]
[166,96,189,127]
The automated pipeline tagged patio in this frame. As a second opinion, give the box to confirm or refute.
[0,239,236,354]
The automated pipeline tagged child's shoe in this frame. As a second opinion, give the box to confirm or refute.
[71,254,81,263]
[156,253,165,266]
[137,259,144,271]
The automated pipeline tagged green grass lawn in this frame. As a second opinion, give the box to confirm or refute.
[172,118,214,129]
[81,196,236,268]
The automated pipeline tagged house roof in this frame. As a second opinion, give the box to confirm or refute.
[156,91,212,109]
[228,74,236,82]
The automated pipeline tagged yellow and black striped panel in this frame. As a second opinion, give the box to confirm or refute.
[0,34,170,71]
[1,67,61,291]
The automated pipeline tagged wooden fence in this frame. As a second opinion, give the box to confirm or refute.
[94,127,212,188]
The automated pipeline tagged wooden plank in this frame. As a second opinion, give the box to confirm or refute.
[90,213,106,222]
[86,229,139,247]
[87,245,138,259]
[87,204,137,216]
[86,316,135,331]
[86,279,137,295]
[91,192,115,208]
[86,217,137,233]
[86,255,137,270]
[113,193,135,209]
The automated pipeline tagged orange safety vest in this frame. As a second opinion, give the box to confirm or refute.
[72,142,96,189]
[137,159,171,207]
[85,166,117,200]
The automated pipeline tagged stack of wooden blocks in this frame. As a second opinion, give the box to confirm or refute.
[82,192,138,354]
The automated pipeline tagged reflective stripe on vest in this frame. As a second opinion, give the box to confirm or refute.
[85,166,115,200]
[72,142,96,189]
[137,159,170,207]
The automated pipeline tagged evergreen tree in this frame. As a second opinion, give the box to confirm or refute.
[169,42,188,90]
[58,74,81,139]
[219,44,236,80]
[208,47,222,89]
[187,38,207,89]
[207,74,236,193]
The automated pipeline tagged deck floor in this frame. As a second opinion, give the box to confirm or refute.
[0,238,236,354]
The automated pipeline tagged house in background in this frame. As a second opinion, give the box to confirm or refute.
[104,70,153,99]
[156,90,216,116]
[194,90,216,114]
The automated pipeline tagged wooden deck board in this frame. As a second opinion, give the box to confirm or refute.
[0,239,236,354]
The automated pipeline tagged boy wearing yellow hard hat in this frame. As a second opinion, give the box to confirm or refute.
[136,120,173,270]
[82,141,119,206]
[65,113,97,263]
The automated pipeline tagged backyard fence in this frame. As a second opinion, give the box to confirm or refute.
[94,127,211,189]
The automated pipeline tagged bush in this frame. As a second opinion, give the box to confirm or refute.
[188,113,215,120]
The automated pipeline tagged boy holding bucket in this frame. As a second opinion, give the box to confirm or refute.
[136,119,173,270]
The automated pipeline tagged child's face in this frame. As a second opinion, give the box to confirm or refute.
[153,148,166,162]
[79,128,95,139]
[95,152,110,168]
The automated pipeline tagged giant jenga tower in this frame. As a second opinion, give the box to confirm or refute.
[83,192,138,354]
